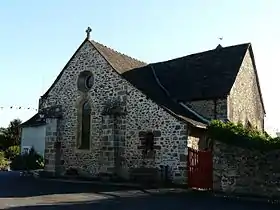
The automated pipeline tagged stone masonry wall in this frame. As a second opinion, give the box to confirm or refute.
[124,84,188,182]
[40,40,189,183]
[187,99,227,120]
[213,141,280,197]
[228,50,265,130]
[44,118,59,173]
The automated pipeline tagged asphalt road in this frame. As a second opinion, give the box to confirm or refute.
[0,171,279,209]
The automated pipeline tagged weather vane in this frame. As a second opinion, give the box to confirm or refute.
[217,37,224,47]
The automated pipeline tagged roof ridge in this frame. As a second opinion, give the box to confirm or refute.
[148,42,250,66]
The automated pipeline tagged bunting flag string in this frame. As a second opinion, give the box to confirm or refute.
[0,105,38,111]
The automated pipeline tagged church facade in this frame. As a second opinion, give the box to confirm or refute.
[20,28,265,184]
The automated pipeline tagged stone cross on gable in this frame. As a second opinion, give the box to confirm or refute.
[86,27,92,39]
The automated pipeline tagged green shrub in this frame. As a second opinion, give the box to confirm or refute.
[10,148,44,171]
[208,120,280,151]
[0,151,9,170]
[5,145,20,160]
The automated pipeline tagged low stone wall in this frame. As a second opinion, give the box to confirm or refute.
[213,141,280,198]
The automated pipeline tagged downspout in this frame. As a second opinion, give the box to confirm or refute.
[151,65,171,98]
[179,102,210,124]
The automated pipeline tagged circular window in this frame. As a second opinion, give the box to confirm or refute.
[85,75,94,89]
[77,71,94,92]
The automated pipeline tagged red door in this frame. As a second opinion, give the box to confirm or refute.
[187,147,213,190]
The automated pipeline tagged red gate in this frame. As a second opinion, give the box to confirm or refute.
[187,147,213,190]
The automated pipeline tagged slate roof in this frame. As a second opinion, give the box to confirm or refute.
[91,41,209,124]
[20,113,46,128]
[123,43,250,102]
[91,41,147,73]
[121,62,210,124]
[40,38,264,128]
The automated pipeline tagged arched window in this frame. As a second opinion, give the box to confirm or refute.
[80,101,91,149]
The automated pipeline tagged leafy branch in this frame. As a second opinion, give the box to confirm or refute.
[208,120,280,151]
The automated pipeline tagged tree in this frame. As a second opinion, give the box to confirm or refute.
[5,145,20,160]
[7,119,22,146]
[0,130,6,150]
[1,119,22,149]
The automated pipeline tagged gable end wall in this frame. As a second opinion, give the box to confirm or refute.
[228,50,265,130]
[40,40,191,183]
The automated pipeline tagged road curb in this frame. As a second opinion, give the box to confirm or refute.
[212,193,280,204]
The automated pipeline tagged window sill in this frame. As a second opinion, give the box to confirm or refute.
[75,148,91,153]
[142,150,156,159]
[137,145,161,150]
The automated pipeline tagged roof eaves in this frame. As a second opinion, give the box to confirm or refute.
[248,44,266,114]
[162,106,207,129]
[20,122,46,128]
[179,102,210,124]
[20,113,46,128]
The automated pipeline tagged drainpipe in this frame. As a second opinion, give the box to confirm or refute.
[179,102,210,125]
[151,65,210,125]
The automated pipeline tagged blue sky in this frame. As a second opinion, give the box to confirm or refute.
[0,1,279,134]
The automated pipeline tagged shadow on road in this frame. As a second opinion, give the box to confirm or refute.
[1,172,280,210]
[4,193,280,210]
[0,172,138,198]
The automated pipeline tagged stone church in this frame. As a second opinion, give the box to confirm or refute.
[20,27,265,183]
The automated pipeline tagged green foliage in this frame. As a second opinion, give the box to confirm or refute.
[3,119,22,147]
[5,145,20,160]
[10,148,44,171]
[208,120,280,150]
[0,119,23,170]
[0,133,6,150]
[0,119,22,151]
[0,151,9,170]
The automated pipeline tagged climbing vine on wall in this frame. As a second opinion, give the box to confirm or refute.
[208,120,280,151]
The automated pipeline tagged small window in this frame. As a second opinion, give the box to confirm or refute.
[144,132,154,153]
[22,146,31,154]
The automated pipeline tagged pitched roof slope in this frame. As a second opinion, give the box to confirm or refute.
[42,39,147,98]
[20,113,46,127]
[123,43,250,101]
[121,62,210,124]
[40,38,207,126]
[91,41,208,124]
[91,41,147,73]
